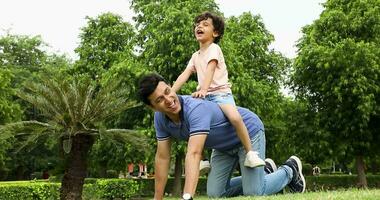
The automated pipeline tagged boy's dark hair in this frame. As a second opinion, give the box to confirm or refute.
[137,73,168,105]
[194,12,225,43]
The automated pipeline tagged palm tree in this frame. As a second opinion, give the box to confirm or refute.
[0,73,147,200]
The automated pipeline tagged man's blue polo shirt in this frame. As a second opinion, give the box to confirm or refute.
[154,95,264,151]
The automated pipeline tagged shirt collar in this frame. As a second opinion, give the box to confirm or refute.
[178,95,184,120]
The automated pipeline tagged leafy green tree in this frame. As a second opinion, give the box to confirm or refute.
[0,33,48,180]
[0,68,21,178]
[88,136,149,178]
[0,69,21,124]
[100,59,147,129]
[73,12,136,79]
[0,72,148,200]
[0,34,46,68]
[5,137,58,180]
[0,33,70,120]
[71,10,145,136]
[0,33,73,180]
[0,34,47,88]
[69,12,152,182]
[277,98,332,164]
[292,0,380,187]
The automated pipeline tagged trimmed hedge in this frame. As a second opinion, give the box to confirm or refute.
[0,175,379,199]
[307,175,380,191]
[0,182,60,200]
[86,179,140,199]
[0,179,139,200]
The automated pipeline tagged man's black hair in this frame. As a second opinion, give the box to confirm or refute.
[194,11,225,43]
[137,73,169,105]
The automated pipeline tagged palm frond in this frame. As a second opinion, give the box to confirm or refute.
[18,79,68,125]
[0,120,58,152]
[101,129,149,152]
[12,73,146,153]
[81,79,137,125]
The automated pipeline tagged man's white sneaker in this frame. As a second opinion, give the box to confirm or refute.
[244,151,265,168]
[199,159,211,175]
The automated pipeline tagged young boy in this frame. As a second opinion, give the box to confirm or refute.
[172,12,265,171]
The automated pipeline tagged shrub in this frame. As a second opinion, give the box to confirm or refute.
[303,163,313,176]
[307,175,380,191]
[89,179,140,199]
[1,175,379,199]
[106,170,118,178]
[0,179,139,199]
[30,172,43,180]
[0,182,60,200]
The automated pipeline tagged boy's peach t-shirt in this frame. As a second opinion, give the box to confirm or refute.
[186,43,232,94]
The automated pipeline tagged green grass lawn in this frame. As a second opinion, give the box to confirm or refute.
[155,189,380,200]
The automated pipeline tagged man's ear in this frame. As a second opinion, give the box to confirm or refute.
[148,104,156,111]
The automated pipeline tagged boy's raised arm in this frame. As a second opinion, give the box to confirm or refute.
[172,67,193,93]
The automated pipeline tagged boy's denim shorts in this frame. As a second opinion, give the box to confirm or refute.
[205,93,236,106]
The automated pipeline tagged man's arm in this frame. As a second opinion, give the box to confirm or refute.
[183,134,207,196]
[172,67,193,93]
[192,60,217,98]
[154,139,172,200]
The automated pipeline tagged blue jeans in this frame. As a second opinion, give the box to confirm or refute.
[205,93,236,105]
[207,130,293,197]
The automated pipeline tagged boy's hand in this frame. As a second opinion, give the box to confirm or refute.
[192,89,207,98]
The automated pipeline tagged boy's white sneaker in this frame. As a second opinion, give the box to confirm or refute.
[244,151,265,168]
[199,159,211,175]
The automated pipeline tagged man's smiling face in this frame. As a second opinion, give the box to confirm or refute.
[148,81,181,117]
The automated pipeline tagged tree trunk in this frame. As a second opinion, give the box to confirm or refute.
[15,165,25,180]
[172,152,183,196]
[60,134,94,200]
[356,155,367,188]
[99,161,108,178]
[371,159,378,174]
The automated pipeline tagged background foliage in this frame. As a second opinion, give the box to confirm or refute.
[0,0,379,197]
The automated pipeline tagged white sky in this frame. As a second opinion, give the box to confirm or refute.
[0,0,325,59]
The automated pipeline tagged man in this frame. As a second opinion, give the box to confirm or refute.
[137,73,306,199]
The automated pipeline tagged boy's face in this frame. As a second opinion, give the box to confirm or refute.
[148,81,181,115]
[194,18,219,43]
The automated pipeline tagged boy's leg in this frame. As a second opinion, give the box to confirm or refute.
[240,130,291,195]
[219,104,265,168]
[219,104,252,152]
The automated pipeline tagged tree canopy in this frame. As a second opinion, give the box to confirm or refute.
[292,0,380,187]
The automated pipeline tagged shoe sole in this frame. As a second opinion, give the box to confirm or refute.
[244,160,265,168]
[265,158,278,172]
[199,167,210,176]
[290,156,306,193]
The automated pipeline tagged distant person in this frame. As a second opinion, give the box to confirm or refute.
[42,170,49,179]
[138,73,306,199]
[312,166,321,176]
